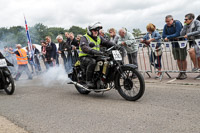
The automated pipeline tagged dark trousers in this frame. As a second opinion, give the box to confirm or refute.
[150,52,162,69]
[34,56,41,71]
[56,54,59,66]
[80,56,96,81]
[46,61,53,70]
[71,50,79,65]
[127,52,138,66]
[15,64,32,80]
[41,55,48,70]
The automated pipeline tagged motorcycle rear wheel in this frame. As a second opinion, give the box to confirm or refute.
[72,70,91,95]
[4,75,15,95]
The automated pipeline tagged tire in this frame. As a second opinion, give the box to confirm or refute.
[4,75,15,95]
[75,85,90,95]
[72,69,90,95]
[115,66,145,101]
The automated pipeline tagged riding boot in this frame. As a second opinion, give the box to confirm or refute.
[86,70,95,88]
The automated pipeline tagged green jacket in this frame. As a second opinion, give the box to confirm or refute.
[118,32,138,53]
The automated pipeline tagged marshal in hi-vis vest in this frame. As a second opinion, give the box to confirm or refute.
[16,49,28,65]
[79,34,101,57]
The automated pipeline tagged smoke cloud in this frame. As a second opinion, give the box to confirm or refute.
[41,66,71,87]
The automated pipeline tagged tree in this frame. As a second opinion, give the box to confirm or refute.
[132,28,142,38]
[47,27,66,42]
[68,26,86,36]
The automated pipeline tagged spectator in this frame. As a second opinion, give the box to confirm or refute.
[196,15,200,21]
[41,40,48,69]
[76,34,83,45]
[32,44,42,73]
[141,23,162,78]
[69,32,79,50]
[69,32,79,64]
[118,28,138,66]
[99,29,109,40]
[180,13,200,79]
[45,36,57,69]
[26,46,36,74]
[65,32,71,44]
[57,34,72,73]
[162,15,187,80]
[8,44,32,81]
[109,28,126,61]
[108,28,119,44]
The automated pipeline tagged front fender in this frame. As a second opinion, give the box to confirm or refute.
[114,64,138,79]
[122,64,138,69]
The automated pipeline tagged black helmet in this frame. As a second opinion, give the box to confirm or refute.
[87,22,102,36]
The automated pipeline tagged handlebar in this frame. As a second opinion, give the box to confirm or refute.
[105,46,115,52]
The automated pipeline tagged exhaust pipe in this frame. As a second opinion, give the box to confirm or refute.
[68,81,90,91]
[68,80,112,92]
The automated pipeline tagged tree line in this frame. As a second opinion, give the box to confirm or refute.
[0,23,86,47]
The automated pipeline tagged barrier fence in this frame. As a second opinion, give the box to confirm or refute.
[136,39,200,80]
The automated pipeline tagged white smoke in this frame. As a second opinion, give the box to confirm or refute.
[40,66,71,87]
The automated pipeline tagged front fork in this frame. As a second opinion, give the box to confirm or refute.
[116,62,127,80]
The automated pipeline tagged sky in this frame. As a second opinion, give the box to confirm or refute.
[0,0,200,32]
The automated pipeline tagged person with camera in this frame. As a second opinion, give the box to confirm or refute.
[79,22,116,88]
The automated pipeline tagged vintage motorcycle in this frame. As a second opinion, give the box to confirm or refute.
[0,58,15,95]
[69,45,145,101]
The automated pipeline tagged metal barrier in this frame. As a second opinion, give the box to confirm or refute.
[136,39,200,80]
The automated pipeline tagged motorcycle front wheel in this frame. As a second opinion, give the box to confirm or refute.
[115,66,145,101]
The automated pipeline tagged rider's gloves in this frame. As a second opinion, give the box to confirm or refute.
[89,49,103,55]
[114,45,121,49]
[89,42,95,48]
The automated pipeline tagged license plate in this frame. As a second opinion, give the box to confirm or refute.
[112,50,122,61]
[0,59,7,67]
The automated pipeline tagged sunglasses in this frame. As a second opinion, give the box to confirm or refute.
[184,19,189,21]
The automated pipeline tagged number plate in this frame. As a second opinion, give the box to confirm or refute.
[112,50,122,61]
[0,59,7,67]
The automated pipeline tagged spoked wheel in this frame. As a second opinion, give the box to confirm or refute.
[4,75,15,95]
[115,66,145,101]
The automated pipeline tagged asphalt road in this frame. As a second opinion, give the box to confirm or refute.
[0,75,200,133]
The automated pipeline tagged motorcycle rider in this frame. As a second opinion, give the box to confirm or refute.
[79,22,116,88]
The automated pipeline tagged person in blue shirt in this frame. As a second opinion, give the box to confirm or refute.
[162,15,187,80]
[141,23,162,78]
